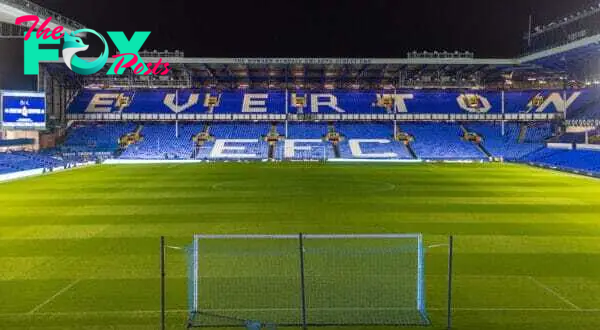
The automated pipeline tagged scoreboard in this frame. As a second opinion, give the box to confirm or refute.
[1,91,46,130]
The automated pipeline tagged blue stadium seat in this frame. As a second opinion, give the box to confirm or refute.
[0,152,66,174]
[402,123,486,160]
[522,149,600,175]
[335,123,412,159]
[63,122,137,153]
[465,123,550,160]
[286,123,334,160]
[67,88,600,116]
[120,123,202,160]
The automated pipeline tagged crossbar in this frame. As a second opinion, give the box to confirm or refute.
[193,234,421,239]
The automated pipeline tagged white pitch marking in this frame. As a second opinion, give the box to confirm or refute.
[27,279,81,314]
[4,307,600,318]
[427,244,449,249]
[529,276,581,310]
[447,307,590,312]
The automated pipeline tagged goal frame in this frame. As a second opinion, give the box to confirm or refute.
[187,233,428,328]
[278,144,329,162]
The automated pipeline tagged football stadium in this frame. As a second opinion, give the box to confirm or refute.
[1,0,600,329]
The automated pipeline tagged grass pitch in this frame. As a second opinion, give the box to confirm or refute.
[1,162,600,330]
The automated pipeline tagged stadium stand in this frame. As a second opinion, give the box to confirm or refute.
[285,123,333,160]
[20,118,591,177]
[402,123,486,160]
[465,123,551,160]
[203,122,271,160]
[0,151,65,174]
[66,88,599,116]
[522,148,600,175]
[336,123,413,159]
[553,132,586,143]
[2,87,600,175]
[119,123,202,160]
[565,89,600,120]
[63,122,137,154]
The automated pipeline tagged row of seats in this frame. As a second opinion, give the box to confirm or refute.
[119,123,201,160]
[565,98,600,120]
[465,123,551,160]
[68,89,600,117]
[3,122,598,176]
[56,122,552,160]
[113,122,497,160]
[197,123,272,160]
[522,149,600,175]
[0,152,65,174]
[63,122,137,153]
[403,123,484,159]
[336,123,412,159]
[551,128,600,143]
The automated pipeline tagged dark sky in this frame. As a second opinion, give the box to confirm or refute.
[31,0,597,58]
[0,0,596,89]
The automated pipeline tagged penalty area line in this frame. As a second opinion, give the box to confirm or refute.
[529,276,581,310]
[27,279,81,315]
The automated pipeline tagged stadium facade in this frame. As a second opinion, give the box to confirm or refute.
[0,0,599,178]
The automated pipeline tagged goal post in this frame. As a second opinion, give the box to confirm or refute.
[186,235,302,328]
[311,145,328,162]
[186,234,430,328]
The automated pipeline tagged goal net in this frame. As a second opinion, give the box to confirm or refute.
[186,234,429,328]
[277,144,329,162]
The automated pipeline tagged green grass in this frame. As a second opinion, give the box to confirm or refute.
[1,162,600,330]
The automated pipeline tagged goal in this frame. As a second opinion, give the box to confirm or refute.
[186,234,429,328]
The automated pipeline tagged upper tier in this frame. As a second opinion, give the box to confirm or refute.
[67,89,600,119]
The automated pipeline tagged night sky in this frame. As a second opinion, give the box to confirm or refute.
[0,0,597,89]
[30,0,599,57]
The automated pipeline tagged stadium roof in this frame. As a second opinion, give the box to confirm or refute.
[41,57,518,90]
[0,0,85,37]
[36,31,599,89]
[38,48,594,90]
[521,34,600,74]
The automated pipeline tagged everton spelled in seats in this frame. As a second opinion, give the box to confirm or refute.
[67,89,596,115]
